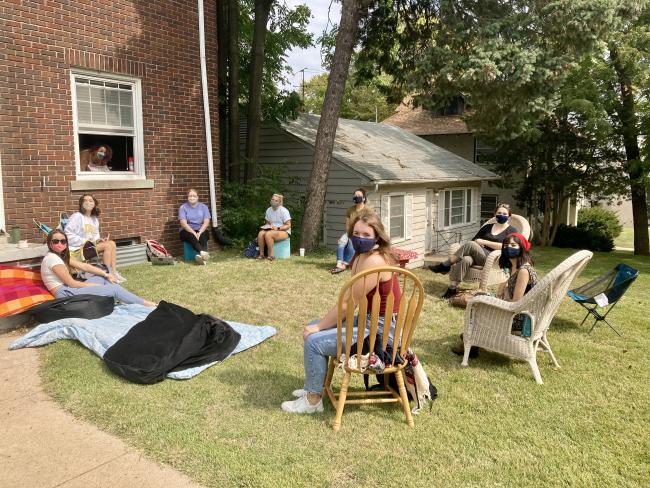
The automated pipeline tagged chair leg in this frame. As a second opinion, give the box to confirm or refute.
[461,342,471,367]
[540,334,560,369]
[332,371,350,433]
[394,370,414,427]
[528,357,544,385]
[323,357,335,391]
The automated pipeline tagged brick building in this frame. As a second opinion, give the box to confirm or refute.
[0,0,220,257]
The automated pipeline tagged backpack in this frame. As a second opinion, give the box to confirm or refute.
[29,295,115,323]
[146,240,175,265]
[243,240,259,258]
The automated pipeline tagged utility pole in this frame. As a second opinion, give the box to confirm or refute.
[299,67,306,101]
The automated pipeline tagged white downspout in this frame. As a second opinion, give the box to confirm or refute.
[198,0,218,227]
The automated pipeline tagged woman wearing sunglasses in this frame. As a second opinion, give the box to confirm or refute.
[40,230,156,306]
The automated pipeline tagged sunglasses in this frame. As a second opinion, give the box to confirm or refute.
[51,238,67,245]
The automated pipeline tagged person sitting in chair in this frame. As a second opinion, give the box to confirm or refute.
[257,193,291,261]
[430,203,517,299]
[281,211,401,414]
[41,230,156,307]
[452,232,538,358]
[179,188,212,265]
[64,194,126,283]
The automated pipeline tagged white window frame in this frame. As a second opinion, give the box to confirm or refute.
[380,192,413,243]
[70,69,146,180]
[439,187,477,230]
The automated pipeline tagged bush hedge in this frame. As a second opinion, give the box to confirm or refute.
[552,207,622,252]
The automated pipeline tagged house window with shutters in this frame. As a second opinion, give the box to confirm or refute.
[71,71,145,178]
[440,188,476,229]
[380,193,413,242]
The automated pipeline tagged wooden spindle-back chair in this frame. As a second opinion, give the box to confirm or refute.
[323,266,425,432]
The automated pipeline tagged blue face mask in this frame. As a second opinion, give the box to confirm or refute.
[505,247,521,259]
[495,214,509,224]
[351,235,376,253]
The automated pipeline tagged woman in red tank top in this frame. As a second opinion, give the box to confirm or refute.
[281,210,401,414]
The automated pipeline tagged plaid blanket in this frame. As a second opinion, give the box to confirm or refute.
[0,266,54,317]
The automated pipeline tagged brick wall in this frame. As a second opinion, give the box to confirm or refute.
[0,0,220,255]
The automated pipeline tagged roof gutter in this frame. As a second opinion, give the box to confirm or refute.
[371,175,501,187]
[198,0,218,227]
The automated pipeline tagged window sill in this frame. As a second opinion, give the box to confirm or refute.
[70,179,155,191]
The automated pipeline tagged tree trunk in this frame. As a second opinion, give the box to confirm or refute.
[244,0,273,183]
[549,192,568,245]
[217,0,229,182]
[300,0,371,251]
[610,45,649,255]
[227,0,241,182]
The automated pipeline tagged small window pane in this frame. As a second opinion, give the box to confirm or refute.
[119,84,132,91]
[390,195,404,238]
[106,104,121,125]
[119,90,132,106]
[444,191,450,227]
[120,106,133,127]
[90,86,105,103]
[91,103,106,124]
[76,84,90,101]
[105,89,119,105]
[77,101,92,124]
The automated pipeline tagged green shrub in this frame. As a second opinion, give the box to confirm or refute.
[577,207,623,240]
[553,223,614,252]
[220,167,306,250]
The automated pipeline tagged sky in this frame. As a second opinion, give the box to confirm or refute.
[279,0,340,92]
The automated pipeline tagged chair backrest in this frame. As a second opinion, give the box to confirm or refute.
[336,266,425,369]
[483,214,531,240]
[516,250,593,337]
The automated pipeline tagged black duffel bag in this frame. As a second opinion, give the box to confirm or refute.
[29,294,115,323]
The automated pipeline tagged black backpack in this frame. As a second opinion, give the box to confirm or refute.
[29,295,115,323]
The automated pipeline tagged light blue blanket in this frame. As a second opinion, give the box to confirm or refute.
[10,304,276,380]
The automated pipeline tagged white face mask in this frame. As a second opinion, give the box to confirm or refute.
[188,196,198,205]
[82,201,95,211]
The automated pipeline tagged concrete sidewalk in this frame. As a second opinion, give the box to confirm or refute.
[0,331,203,488]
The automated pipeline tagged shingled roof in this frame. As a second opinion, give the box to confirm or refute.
[382,98,471,136]
[281,114,498,184]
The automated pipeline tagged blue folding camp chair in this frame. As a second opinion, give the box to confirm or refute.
[567,263,639,336]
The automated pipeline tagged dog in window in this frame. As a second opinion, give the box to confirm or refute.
[81,144,113,172]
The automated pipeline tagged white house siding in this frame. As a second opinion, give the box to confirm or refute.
[256,127,369,246]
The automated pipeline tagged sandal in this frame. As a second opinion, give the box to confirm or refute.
[267,256,275,261]
[256,255,266,260]
[330,266,346,274]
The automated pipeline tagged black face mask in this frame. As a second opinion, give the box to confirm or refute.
[353,196,364,204]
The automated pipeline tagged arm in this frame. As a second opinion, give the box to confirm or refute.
[70,257,117,283]
[64,213,85,249]
[277,219,291,232]
[51,263,99,289]
[198,218,210,235]
[303,254,385,339]
[179,219,198,236]
[510,267,530,302]
[478,239,504,251]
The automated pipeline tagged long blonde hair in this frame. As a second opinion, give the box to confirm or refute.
[348,209,395,265]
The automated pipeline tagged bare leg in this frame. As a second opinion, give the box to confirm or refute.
[265,230,289,258]
[257,230,267,258]
[96,240,117,272]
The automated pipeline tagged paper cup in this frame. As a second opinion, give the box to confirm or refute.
[18,240,29,249]
[299,248,305,257]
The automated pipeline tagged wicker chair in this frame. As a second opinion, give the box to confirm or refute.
[323,266,425,432]
[448,214,531,290]
[461,250,593,384]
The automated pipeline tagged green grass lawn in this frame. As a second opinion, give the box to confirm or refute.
[614,226,650,249]
[39,248,649,487]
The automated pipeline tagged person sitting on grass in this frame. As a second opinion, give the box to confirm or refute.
[179,188,212,265]
[64,193,126,283]
[257,193,291,261]
[41,230,156,307]
[452,232,538,358]
[430,203,517,299]
[281,211,401,414]
[330,188,372,274]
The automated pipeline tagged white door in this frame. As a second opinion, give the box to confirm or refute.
[425,190,434,252]
[0,152,6,233]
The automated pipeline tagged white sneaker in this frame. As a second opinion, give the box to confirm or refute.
[281,395,324,414]
[200,251,210,261]
[292,388,306,398]
[114,271,127,283]
[194,254,205,265]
